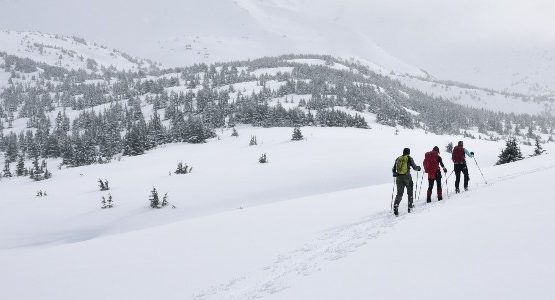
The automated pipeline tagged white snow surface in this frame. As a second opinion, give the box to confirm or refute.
[3,0,555,95]
[396,75,555,115]
[0,31,156,71]
[0,0,424,78]
[1,125,554,299]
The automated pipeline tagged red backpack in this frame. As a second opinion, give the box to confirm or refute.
[452,146,465,164]
[423,151,439,175]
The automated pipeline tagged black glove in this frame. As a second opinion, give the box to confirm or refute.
[416,166,421,172]
[393,172,398,177]
[443,167,447,173]
[470,152,474,156]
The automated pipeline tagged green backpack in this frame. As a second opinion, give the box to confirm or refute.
[395,155,410,175]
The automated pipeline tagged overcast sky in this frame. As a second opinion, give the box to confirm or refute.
[1,0,554,86]
[342,0,555,64]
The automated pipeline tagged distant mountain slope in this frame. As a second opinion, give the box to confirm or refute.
[0,31,159,72]
[2,0,555,95]
[428,44,555,97]
[0,0,424,77]
[159,0,425,76]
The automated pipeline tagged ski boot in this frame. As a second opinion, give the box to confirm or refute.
[394,206,399,216]
[455,188,460,194]
[408,204,414,213]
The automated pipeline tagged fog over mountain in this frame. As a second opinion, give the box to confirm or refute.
[2,0,555,94]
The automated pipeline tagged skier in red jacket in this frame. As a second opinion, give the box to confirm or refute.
[451,141,474,193]
[423,146,447,202]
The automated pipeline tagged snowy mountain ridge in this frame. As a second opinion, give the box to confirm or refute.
[3,28,553,117]
[156,0,425,78]
[2,0,555,96]
[0,30,159,72]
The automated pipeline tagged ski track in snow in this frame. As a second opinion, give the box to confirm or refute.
[192,163,555,300]
[192,211,398,300]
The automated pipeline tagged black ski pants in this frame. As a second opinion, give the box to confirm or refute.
[454,163,469,190]
[394,174,413,208]
[427,171,443,201]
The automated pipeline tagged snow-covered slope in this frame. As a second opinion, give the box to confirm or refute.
[395,74,555,115]
[156,0,424,76]
[0,125,553,299]
[269,156,555,300]
[425,43,555,97]
[0,0,424,77]
[2,1,555,95]
[0,31,158,72]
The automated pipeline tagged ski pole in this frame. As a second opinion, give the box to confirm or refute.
[390,178,396,212]
[414,171,419,201]
[418,171,424,202]
[445,171,449,198]
[473,156,487,184]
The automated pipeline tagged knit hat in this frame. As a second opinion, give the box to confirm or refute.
[433,146,439,152]
[403,148,410,155]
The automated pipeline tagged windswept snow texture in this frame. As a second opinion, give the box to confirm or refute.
[1,125,554,299]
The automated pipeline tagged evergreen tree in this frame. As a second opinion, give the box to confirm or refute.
[123,124,145,156]
[249,136,257,146]
[5,133,19,162]
[45,134,60,158]
[3,161,12,177]
[72,135,98,166]
[259,153,268,164]
[231,127,239,137]
[161,193,168,207]
[176,162,184,174]
[98,179,110,191]
[106,194,113,208]
[175,162,192,174]
[532,136,546,156]
[496,137,524,165]
[149,187,160,208]
[43,168,52,180]
[16,155,25,176]
[291,127,303,141]
[147,109,167,146]
[32,155,42,174]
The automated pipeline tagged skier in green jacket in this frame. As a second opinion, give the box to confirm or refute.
[392,148,421,216]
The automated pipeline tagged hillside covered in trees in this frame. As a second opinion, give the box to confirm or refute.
[1,52,553,168]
